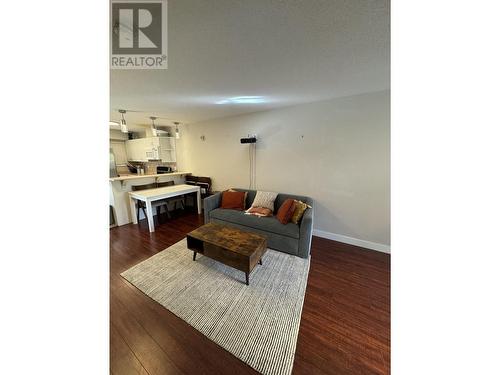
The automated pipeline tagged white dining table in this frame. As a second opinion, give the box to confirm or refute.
[128,184,201,232]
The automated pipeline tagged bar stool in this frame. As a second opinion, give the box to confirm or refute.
[157,181,185,215]
[131,183,168,223]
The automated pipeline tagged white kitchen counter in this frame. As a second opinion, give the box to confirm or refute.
[109,171,191,182]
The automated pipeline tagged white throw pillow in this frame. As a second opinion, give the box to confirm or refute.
[250,191,278,211]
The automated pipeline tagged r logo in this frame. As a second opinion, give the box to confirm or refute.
[112,2,162,55]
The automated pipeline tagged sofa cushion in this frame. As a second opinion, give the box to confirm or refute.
[220,190,246,210]
[228,188,248,208]
[291,200,309,224]
[209,208,300,239]
[229,189,312,212]
[274,193,311,212]
[250,191,278,211]
[245,207,273,217]
[232,189,256,209]
[276,199,296,224]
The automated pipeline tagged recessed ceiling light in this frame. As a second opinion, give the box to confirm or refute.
[216,96,266,104]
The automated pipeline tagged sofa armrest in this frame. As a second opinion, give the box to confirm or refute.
[298,204,314,258]
[203,192,222,223]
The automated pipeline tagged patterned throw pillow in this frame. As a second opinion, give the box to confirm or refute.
[276,199,297,224]
[290,200,310,224]
[250,191,278,211]
[245,207,273,217]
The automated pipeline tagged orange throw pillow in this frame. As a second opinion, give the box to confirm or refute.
[245,207,273,217]
[276,199,296,224]
[220,190,246,210]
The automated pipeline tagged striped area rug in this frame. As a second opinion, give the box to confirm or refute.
[121,238,310,375]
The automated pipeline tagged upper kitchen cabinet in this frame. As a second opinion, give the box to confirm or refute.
[125,138,148,161]
[157,137,176,162]
[125,137,176,162]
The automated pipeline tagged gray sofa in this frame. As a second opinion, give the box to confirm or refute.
[204,188,314,258]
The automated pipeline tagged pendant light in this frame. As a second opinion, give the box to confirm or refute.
[150,116,158,137]
[118,109,128,133]
[174,122,180,139]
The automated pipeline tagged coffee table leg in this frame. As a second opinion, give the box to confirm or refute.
[193,251,197,261]
[245,272,249,286]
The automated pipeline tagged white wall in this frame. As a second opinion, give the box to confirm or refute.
[176,90,390,248]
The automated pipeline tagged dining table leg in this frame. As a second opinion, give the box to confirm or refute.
[145,200,155,232]
[129,196,138,224]
[196,189,202,215]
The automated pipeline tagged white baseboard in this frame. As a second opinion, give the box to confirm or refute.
[312,229,390,254]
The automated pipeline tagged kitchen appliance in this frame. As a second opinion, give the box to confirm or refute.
[157,166,173,174]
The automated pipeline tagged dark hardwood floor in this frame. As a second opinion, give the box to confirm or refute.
[110,210,390,375]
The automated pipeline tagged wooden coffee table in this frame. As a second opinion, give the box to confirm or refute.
[186,223,267,285]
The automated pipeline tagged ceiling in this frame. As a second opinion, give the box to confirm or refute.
[110,0,389,129]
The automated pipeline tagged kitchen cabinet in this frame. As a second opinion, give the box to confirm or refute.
[125,138,147,161]
[110,141,128,165]
[157,137,176,162]
[125,137,176,162]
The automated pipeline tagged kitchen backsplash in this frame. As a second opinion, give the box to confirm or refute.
[125,160,177,175]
